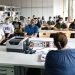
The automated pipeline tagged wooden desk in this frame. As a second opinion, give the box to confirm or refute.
[40,30,75,38]
[39,32,50,38]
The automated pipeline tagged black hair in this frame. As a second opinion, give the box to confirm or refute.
[5,17,9,21]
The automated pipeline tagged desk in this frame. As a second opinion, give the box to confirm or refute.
[0,37,75,75]
[0,46,46,75]
[40,30,75,38]
[0,52,44,68]
[0,38,75,67]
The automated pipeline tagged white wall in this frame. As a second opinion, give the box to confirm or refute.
[63,0,68,17]
[53,0,69,19]
[0,0,68,20]
[53,0,63,17]
[20,0,53,21]
[73,0,75,19]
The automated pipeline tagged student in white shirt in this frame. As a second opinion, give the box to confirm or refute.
[1,17,14,44]
[2,17,14,38]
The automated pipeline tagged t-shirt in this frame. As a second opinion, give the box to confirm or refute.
[24,25,38,35]
[0,28,5,40]
[2,23,14,34]
[69,22,75,29]
[55,23,67,29]
[45,49,75,75]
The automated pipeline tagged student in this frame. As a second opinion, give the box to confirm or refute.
[69,19,75,38]
[47,16,52,25]
[41,16,46,24]
[34,18,41,28]
[37,17,42,25]
[14,22,24,36]
[24,19,38,37]
[27,17,31,25]
[45,32,75,75]
[69,19,75,30]
[54,17,67,30]
[1,17,14,43]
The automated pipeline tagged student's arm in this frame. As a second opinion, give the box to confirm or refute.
[54,27,58,30]
[24,26,28,37]
[11,24,15,34]
[0,35,5,43]
[24,32,27,37]
[69,23,74,30]
[54,24,59,30]
[33,26,38,37]
[33,33,38,37]
[0,29,5,43]
[7,24,14,38]
[63,24,68,30]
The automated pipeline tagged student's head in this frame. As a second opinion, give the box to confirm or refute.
[54,17,55,19]
[33,15,35,19]
[34,18,38,24]
[38,17,40,20]
[5,17,10,24]
[28,17,30,20]
[49,16,51,20]
[53,32,68,50]
[59,17,63,23]
[42,16,45,20]
[31,19,35,25]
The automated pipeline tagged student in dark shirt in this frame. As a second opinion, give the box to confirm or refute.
[45,32,75,75]
[24,19,38,37]
[54,17,67,30]
[69,19,75,30]
[69,19,75,38]
[47,16,52,25]
[34,18,41,28]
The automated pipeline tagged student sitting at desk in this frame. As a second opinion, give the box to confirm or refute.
[24,19,38,37]
[54,17,67,30]
[13,22,24,36]
[69,19,75,38]
[47,16,52,25]
[1,17,14,44]
[45,32,75,75]
[69,19,75,30]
